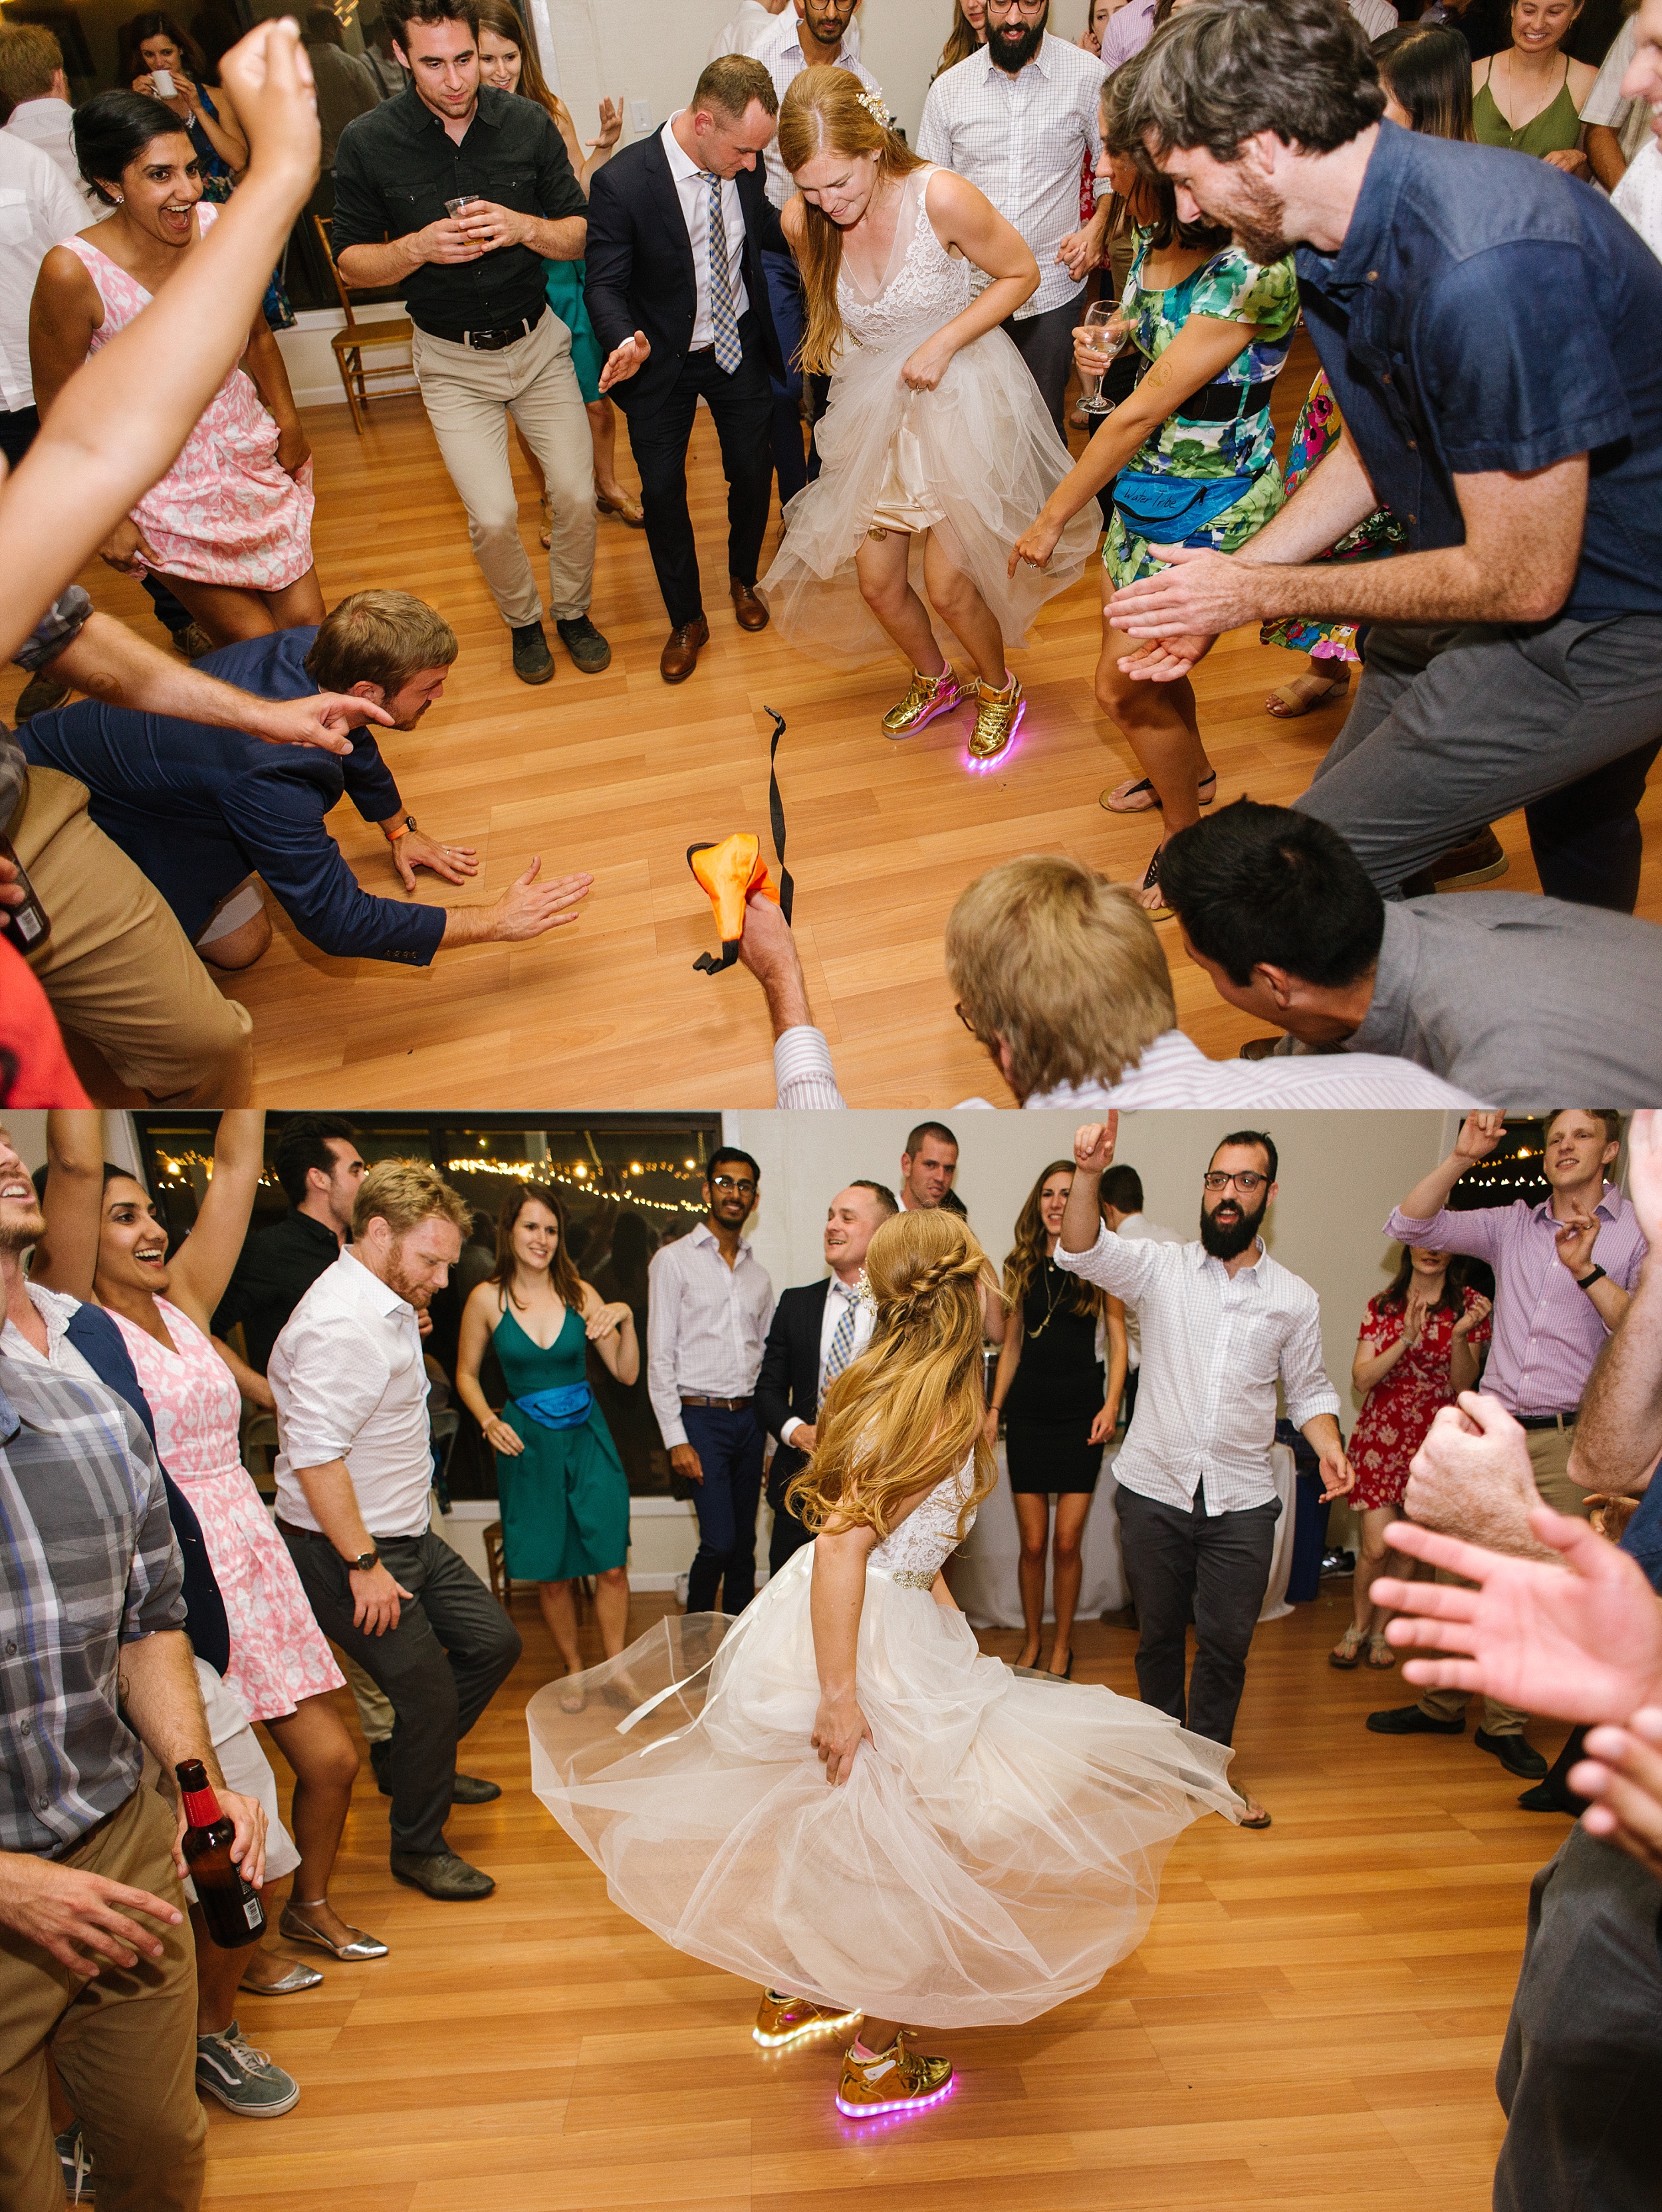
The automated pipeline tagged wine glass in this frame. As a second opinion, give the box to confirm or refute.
[1077,300,1131,417]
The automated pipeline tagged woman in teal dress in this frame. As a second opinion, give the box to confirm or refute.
[474,1,646,536]
[1010,72,1298,915]
[457,1184,638,1707]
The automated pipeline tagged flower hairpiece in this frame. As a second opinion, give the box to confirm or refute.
[855,1268,879,1313]
[856,87,897,132]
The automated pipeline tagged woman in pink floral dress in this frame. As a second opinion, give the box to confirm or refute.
[84,1111,385,1966]
[31,88,320,647]
[1333,1247,1492,1670]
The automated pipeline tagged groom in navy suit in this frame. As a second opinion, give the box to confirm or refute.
[584,55,788,684]
[756,1180,896,1575]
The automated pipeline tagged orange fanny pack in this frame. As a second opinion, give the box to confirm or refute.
[687,707,793,974]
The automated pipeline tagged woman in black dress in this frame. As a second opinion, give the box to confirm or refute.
[989,1161,1127,1678]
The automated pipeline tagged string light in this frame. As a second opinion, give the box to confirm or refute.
[442,1157,706,1216]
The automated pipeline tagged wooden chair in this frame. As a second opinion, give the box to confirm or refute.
[313,214,414,433]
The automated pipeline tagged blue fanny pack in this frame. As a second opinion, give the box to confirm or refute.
[1112,468,1256,548]
[513,1383,593,1430]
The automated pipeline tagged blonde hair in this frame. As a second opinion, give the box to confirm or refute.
[0,24,64,105]
[945,856,1177,1101]
[786,1210,999,1545]
[304,590,458,697]
[352,1158,471,1244]
[776,66,923,376]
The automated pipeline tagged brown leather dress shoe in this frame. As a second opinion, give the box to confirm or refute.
[661,615,709,683]
[729,578,769,633]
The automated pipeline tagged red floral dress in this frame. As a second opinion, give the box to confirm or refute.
[1348,1287,1491,1511]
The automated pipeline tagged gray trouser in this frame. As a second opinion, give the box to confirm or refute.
[412,309,596,627]
[1116,1484,1280,1749]
[281,1523,521,1857]
[1295,613,1662,901]
[1494,1825,1662,2212]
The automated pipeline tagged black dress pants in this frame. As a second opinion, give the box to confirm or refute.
[626,320,774,631]
[1116,1484,1280,1748]
[281,1523,521,1858]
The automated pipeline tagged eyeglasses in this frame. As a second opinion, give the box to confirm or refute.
[987,0,1049,13]
[709,1176,757,1196]
[953,1002,981,1037]
[1203,1170,1268,1194]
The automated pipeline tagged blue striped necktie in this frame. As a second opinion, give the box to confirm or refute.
[820,1287,858,1406]
[706,171,743,375]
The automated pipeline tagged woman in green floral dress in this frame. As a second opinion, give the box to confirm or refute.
[1011,84,1298,915]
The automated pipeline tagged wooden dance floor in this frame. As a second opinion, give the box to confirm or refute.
[9,329,1657,1107]
[205,1581,1556,2211]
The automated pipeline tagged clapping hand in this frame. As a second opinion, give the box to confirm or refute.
[588,96,624,157]
[1451,1292,1492,1341]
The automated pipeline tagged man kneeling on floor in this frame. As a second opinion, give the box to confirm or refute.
[21,589,594,970]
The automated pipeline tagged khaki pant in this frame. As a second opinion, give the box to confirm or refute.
[412,310,595,627]
[1419,1424,1590,1733]
[13,766,253,1104]
[0,1787,206,2212]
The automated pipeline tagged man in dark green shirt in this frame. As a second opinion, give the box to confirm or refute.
[330,0,608,686]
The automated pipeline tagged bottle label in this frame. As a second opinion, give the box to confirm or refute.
[13,907,41,944]
[244,1894,263,1930]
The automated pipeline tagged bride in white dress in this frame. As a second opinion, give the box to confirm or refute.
[757,67,1102,761]
[529,1209,1239,2120]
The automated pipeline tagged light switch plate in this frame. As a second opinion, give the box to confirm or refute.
[628,98,652,133]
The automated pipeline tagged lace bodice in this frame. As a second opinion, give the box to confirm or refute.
[869,1459,977,1589]
[838,166,973,353]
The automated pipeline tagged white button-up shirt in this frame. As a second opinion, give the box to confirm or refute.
[270,1250,434,1541]
[661,113,750,351]
[1055,1222,1339,1514]
[780,1275,873,1446]
[1112,1210,1184,1370]
[917,32,1106,320]
[0,1281,96,1378]
[0,132,92,413]
[646,1220,775,1449]
[754,11,879,209]
[3,98,101,213]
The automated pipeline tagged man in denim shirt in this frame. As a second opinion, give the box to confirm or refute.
[1106,0,1662,917]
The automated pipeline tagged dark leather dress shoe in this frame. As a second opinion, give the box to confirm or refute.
[388,1849,495,1901]
[729,577,769,632]
[661,614,709,683]
[1476,1727,1548,1779]
[1366,1704,1464,1736]
[450,1773,502,1805]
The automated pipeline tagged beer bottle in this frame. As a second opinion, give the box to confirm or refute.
[176,1760,266,1948]
[0,833,50,956]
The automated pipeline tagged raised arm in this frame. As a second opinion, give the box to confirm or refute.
[33,1107,105,1301]
[1395,1111,1506,1225]
[167,1111,266,1324]
[1569,1111,1662,1497]
[0,20,320,664]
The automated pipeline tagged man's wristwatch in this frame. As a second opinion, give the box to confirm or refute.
[383,815,416,843]
[1576,1266,1607,1292]
[344,1549,380,1572]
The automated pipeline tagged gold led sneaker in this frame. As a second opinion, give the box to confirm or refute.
[753,1990,862,2047]
[836,2031,955,2118]
[882,665,966,738]
[968,671,1025,760]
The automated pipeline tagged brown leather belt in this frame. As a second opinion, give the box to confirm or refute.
[1515,1410,1579,1431]
[680,1393,753,1411]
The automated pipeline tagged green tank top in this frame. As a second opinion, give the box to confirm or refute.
[1472,58,1582,157]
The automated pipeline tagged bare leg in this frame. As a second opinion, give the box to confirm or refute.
[855,531,945,677]
[537,1579,584,1677]
[590,1564,632,1660]
[162,565,324,645]
[1013,1493,1050,1670]
[196,906,273,972]
[587,398,625,502]
[921,533,1006,690]
[261,1693,360,1949]
[858,2015,902,2051]
[261,568,326,629]
[192,1904,250,2036]
[1354,1505,1402,1638]
[1096,595,1212,911]
[1048,1492,1092,1672]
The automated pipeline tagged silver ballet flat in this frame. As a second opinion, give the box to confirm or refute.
[240,1957,324,1995]
[279,1904,390,1960]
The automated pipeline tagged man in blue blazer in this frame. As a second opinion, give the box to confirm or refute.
[584,55,788,683]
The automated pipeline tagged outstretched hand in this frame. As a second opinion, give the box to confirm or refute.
[598,330,650,393]
[1372,1508,1662,1725]
[1108,544,1256,641]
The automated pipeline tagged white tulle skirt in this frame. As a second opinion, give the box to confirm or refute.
[528,1543,1239,2030]
[756,325,1104,673]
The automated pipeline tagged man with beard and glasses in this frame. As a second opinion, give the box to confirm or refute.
[270,1159,521,1904]
[1055,1115,1354,1826]
[1104,0,1662,919]
[918,0,1110,435]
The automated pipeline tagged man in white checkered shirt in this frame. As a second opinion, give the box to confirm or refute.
[917,0,1110,433]
[1055,1115,1356,1827]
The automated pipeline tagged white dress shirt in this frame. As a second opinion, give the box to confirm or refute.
[0,132,92,413]
[646,1220,775,1449]
[917,32,1107,319]
[661,114,750,350]
[771,1020,1475,1111]
[3,98,101,214]
[708,0,786,61]
[0,1281,98,1379]
[269,1250,434,1541]
[1583,19,1651,164]
[1112,1210,1184,1371]
[780,1275,873,1446]
[1056,1222,1339,1514]
[754,12,879,209]
[1614,138,1662,261]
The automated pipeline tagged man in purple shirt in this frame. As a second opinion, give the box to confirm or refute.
[1367,1108,1647,1776]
